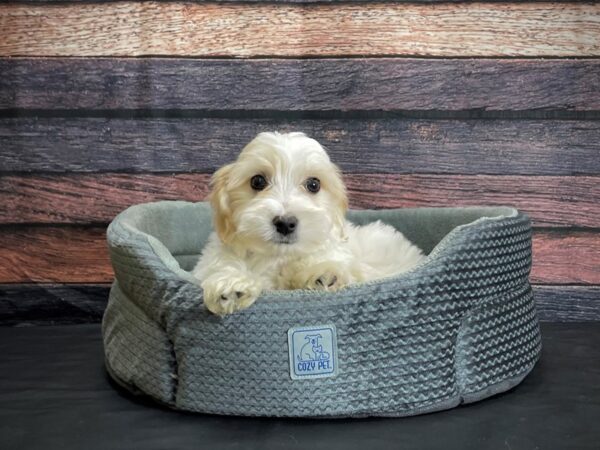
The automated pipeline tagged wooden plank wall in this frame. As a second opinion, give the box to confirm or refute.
[1,1,599,325]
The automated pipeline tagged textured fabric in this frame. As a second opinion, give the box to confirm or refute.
[102,201,541,417]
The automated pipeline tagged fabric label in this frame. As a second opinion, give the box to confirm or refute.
[288,324,337,380]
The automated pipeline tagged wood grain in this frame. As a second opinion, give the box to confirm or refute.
[346,175,600,228]
[14,0,593,3]
[1,3,599,57]
[2,58,600,111]
[0,227,597,284]
[0,174,212,224]
[1,283,599,325]
[532,231,600,285]
[2,118,599,175]
[0,227,112,283]
[534,285,600,322]
[1,173,599,228]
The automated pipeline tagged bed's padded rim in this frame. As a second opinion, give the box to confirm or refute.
[102,201,541,417]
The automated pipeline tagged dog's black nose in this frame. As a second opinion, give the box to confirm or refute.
[273,215,298,236]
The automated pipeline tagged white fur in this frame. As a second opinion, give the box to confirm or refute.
[192,132,425,315]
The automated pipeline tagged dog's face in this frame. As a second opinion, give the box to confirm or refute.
[305,334,323,345]
[210,132,348,254]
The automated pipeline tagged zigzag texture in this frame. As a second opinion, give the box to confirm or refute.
[102,202,541,417]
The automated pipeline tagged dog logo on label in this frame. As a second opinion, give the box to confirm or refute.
[288,325,337,380]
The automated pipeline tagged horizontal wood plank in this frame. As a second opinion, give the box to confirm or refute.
[2,58,599,111]
[532,231,600,285]
[15,0,593,3]
[2,118,599,175]
[0,174,209,225]
[1,3,599,57]
[347,175,600,228]
[534,285,600,322]
[1,284,598,325]
[0,227,113,283]
[0,227,597,284]
[1,173,599,228]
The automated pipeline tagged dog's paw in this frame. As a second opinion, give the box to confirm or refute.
[201,275,262,316]
[313,271,341,290]
[290,262,352,292]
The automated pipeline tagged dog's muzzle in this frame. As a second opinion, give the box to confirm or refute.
[272,215,298,244]
[272,215,298,236]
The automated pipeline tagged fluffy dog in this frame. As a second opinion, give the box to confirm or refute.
[192,132,425,315]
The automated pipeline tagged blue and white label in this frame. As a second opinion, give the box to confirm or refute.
[288,324,337,380]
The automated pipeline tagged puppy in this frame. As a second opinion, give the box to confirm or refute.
[192,132,425,315]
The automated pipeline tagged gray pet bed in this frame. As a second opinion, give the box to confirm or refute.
[102,201,541,417]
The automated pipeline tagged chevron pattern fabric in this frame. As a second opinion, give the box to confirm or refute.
[102,201,541,417]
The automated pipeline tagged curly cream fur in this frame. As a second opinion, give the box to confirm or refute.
[192,132,424,315]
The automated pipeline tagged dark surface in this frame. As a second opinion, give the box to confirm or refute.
[0,285,109,326]
[0,323,599,450]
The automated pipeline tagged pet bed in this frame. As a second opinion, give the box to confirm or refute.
[102,201,541,417]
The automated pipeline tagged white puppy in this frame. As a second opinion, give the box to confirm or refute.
[192,132,425,315]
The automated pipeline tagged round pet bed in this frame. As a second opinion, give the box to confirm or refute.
[102,201,541,417]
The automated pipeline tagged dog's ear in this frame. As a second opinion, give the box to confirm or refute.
[328,163,349,240]
[209,163,236,243]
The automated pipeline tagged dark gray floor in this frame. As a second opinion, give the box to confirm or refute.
[1,323,599,450]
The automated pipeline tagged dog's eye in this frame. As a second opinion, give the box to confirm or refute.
[304,177,320,193]
[250,174,268,191]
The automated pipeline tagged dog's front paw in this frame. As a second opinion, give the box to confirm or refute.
[290,262,352,292]
[201,275,262,316]
[313,271,342,290]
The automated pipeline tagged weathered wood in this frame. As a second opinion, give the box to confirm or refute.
[2,58,599,111]
[0,284,109,326]
[1,173,599,228]
[0,227,113,283]
[534,285,600,322]
[347,175,600,228]
[2,118,599,175]
[0,173,212,224]
[2,3,599,57]
[533,231,600,285]
[0,227,598,284]
[15,0,594,3]
[1,284,598,325]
